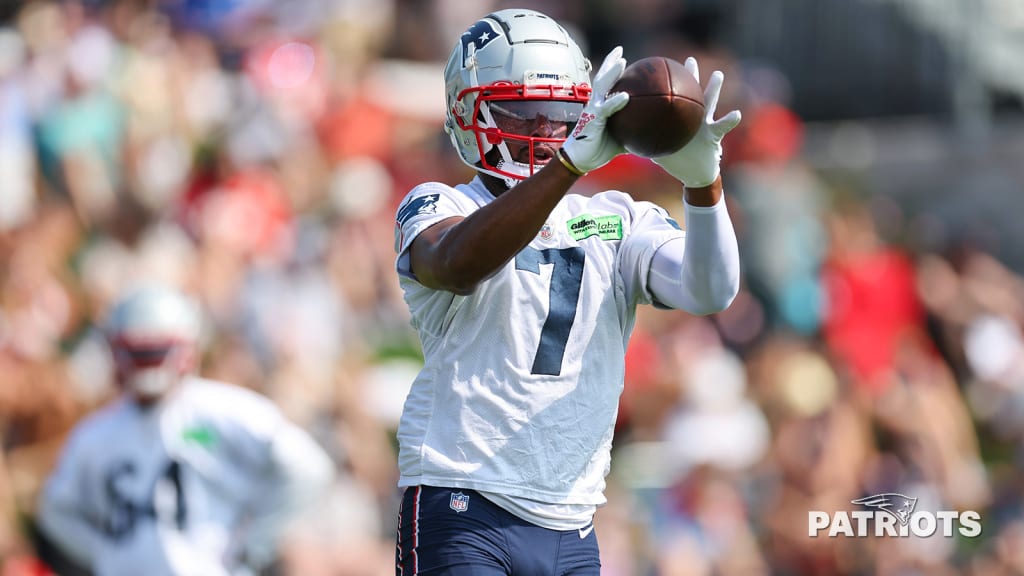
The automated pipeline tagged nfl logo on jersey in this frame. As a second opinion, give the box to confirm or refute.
[449,491,470,513]
[539,223,554,240]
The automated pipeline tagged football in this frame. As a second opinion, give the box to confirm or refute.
[607,56,705,158]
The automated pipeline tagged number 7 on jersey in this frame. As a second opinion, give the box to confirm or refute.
[514,247,586,376]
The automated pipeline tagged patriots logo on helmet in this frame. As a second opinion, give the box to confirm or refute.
[851,493,918,526]
[460,18,503,60]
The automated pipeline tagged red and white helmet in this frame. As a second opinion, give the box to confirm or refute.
[104,284,201,401]
[443,9,592,186]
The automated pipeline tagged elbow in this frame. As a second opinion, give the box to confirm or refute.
[36,493,64,535]
[445,282,479,296]
[687,270,740,316]
[434,254,483,295]
[36,501,78,558]
[715,268,742,312]
[413,263,479,295]
[435,273,480,296]
[708,271,741,314]
[312,448,337,490]
[297,454,336,507]
[688,298,732,316]
[703,286,739,315]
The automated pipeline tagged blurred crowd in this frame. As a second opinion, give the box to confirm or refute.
[2,0,1024,575]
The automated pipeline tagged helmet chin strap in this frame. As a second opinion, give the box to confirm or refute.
[494,158,533,188]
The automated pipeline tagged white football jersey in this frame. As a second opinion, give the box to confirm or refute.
[38,377,334,576]
[394,177,684,509]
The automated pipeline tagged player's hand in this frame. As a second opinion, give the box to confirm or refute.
[654,57,741,188]
[558,46,631,175]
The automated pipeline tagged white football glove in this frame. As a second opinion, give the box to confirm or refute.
[559,46,631,175]
[654,57,741,188]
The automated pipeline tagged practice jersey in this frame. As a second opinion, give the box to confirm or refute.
[394,177,684,509]
[38,377,333,576]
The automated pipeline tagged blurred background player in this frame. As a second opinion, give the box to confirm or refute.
[392,8,741,574]
[35,283,335,576]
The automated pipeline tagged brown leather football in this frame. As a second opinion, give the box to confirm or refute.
[607,56,705,158]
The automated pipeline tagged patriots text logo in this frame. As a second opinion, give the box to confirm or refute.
[810,492,981,538]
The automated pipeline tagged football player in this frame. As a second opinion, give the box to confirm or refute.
[393,8,742,575]
[36,284,335,576]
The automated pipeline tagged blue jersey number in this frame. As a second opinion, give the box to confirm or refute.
[101,459,188,540]
[515,247,586,376]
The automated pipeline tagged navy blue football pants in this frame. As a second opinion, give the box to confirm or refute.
[395,485,601,575]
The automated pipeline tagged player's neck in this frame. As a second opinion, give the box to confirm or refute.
[479,173,510,197]
[129,381,184,409]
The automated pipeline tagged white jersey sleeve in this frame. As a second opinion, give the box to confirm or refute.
[233,413,335,569]
[169,380,334,572]
[38,416,109,567]
[646,196,740,314]
[615,198,687,307]
[394,182,479,282]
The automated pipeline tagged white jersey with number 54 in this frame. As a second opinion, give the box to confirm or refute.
[37,378,334,576]
[394,176,683,506]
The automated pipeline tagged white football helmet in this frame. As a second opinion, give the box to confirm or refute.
[444,9,592,187]
[104,284,201,400]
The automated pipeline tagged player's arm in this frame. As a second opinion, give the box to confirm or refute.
[648,177,741,315]
[36,430,103,569]
[410,162,581,295]
[644,57,741,314]
[411,47,631,295]
[229,403,335,571]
